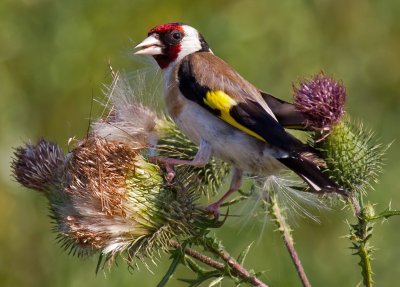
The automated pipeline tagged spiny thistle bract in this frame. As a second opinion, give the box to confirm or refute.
[156,119,230,196]
[12,139,66,192]
[12,136,211,266]
[313,118,387,194]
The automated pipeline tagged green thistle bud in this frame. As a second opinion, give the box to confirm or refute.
[363,202,376,220]
[314,118,387,193]
[156,118,230,196]
[12,136,208,265]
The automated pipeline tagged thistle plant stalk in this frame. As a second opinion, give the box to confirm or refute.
[196,236,268,287]
[169,240,269,287]
[268,193,311,287]
[349,194,374,287]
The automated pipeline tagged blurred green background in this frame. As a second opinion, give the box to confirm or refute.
[1,0,400,286]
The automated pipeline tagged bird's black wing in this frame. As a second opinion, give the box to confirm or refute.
[260,92,308,130]
[177,52,307,152]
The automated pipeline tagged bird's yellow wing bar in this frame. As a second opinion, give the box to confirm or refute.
[204,90,266,142]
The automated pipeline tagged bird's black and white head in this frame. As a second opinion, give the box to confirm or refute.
[134,23,211,69]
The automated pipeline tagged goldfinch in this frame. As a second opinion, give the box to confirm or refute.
[134,23,345,215]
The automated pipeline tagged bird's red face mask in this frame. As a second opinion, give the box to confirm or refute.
[134,23,185,69]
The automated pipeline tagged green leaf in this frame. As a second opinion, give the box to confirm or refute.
[183,255,208,274]
[237,242,253,265]
[208,276,224,286]
[157,249,184,287]
[221,193,249,207]
[179,270,223,287]
[370,210,400,221]
[95,253,104,275]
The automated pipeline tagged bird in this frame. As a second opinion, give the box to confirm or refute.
[134,22,345,216]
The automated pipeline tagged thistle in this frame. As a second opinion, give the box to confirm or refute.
[10,71,229,268]
[12,139,66,192]
[314,118,387,194]
[293,72,386,193]
[92,71,158,148]
[293,72,393,287]
[12,136,209,266]
[293,72,346,134]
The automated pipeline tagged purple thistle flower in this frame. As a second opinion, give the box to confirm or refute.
[293,72,346,132]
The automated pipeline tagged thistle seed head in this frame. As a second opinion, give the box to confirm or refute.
[12,136,206,265]
[11,69,230,268]
[92,72,158,148]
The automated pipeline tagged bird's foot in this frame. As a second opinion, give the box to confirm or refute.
[204,202,221,220]
[149,156,176,182]
[164,163,176,182]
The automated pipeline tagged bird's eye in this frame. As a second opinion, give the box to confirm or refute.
[172,31,182,40]
[164,30,183,45]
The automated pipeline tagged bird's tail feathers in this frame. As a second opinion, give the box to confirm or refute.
[299,151,327,168]
[278,155,346,196]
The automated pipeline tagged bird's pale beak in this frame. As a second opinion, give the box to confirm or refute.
[134,35,163,55]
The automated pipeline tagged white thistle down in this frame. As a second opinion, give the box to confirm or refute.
[92,71,160,148]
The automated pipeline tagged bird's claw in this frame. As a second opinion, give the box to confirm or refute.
[203,202,221,220]
[164,163,176,182]
[165,170,176,182]
[149,156,176,182]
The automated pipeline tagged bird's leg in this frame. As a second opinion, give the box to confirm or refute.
[206,168,243,218]
[151,139,212,181]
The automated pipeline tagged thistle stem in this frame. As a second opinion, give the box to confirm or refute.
[350,194,362,218]
[269,194,311,287]
[359,242,373,287]
[170,240,269,287]
[349,194,374,287]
